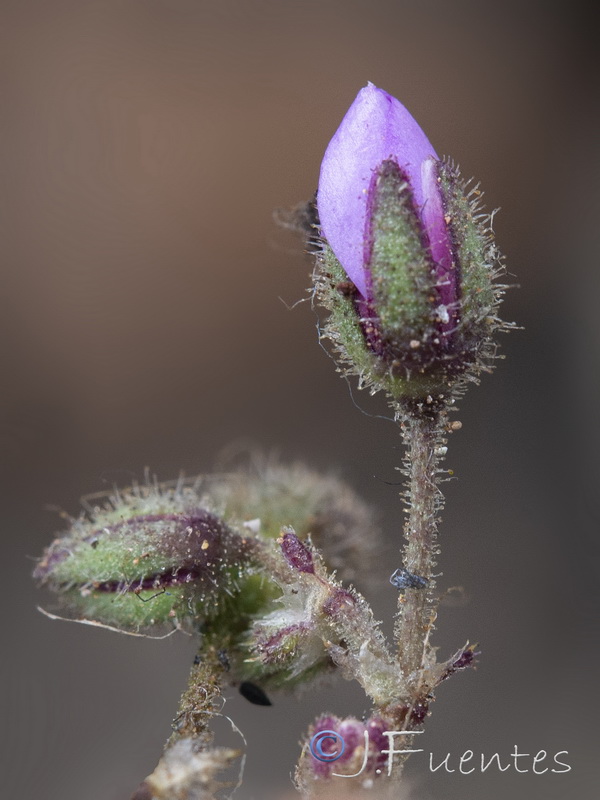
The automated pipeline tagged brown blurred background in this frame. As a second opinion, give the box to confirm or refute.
[1,1,598,798]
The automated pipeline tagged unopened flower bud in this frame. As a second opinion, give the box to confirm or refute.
[298,713,392,784]
[34,485,262,631]
[279,529,315,574]
[314,82,509,407]
[212,461,380,586]
[244,619,330,688]
[238,535,333,688]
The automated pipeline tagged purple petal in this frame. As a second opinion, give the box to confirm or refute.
[318,83,439,297]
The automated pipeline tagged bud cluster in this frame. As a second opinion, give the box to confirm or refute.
[34,464,381,693]
[239,532,400,698]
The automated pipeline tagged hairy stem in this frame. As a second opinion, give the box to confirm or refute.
[167,647,225,748]
[131,648,234,800]
[394,410,446,686]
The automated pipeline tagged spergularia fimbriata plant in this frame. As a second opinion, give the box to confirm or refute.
[34,83,512,800]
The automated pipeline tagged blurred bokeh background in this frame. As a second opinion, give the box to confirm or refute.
[1,1,598,798]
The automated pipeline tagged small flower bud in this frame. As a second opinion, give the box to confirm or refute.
[240,608,335,689]
[238,550,334,688]
[299,713,392,783]
[314,82,510,407]
[279,529,315,574]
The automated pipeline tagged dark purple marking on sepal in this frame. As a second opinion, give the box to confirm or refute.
[35,508,261,592]
[32,545,72,580]
[93,564,209,594]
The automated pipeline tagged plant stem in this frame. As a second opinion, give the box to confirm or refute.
[167,647,225,748]
[394,409,446,687]
[131,648,236,800]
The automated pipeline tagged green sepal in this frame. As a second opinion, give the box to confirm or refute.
[368,160,435,339]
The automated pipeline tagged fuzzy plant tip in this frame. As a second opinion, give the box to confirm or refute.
[313,82,512,409]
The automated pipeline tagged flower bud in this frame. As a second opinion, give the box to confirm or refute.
[298,713,392,784]
[243,618,331,688]
[211,461,380,586]
[314,82,509,407]
[237,531,396,694]
[236,533,333,688]
[280,529,315,574]
[34,484,262,631]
